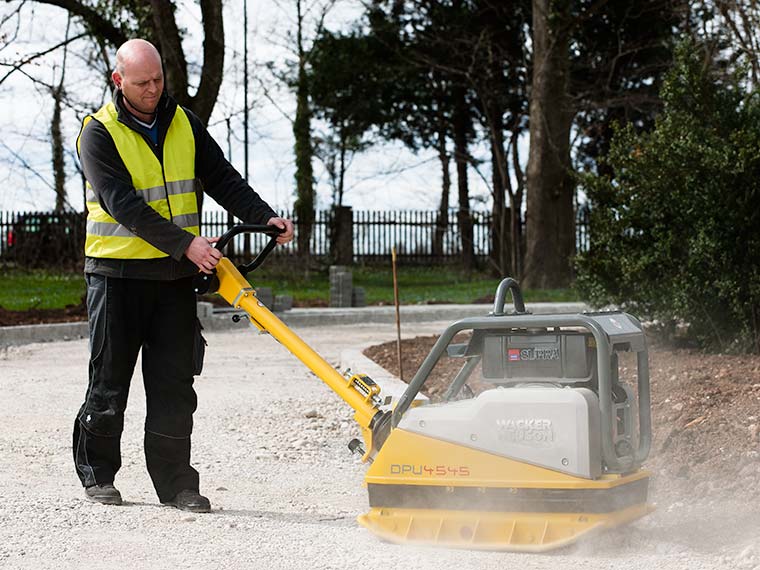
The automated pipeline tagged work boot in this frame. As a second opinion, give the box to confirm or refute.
[84,483,123,505]
[162,490,211,513]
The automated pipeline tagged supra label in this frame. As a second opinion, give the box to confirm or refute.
[508,347,561,361]
[496,418,554,445]
[390,464,470,477]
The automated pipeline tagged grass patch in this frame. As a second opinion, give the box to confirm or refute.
[247,265,580,306]
[0,265,580,311]
[0,269,85,310]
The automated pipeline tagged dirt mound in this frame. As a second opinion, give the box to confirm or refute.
[364,335,760,503]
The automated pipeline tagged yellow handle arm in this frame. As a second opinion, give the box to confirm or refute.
[214,257,380,429]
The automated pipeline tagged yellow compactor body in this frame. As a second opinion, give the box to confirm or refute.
[360,430,652,551]
[201,226,654,552]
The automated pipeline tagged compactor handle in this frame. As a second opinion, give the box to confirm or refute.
[215,224,284,277]
[193,224,284,295]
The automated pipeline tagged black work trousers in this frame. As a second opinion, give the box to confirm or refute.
[73,274,200,502]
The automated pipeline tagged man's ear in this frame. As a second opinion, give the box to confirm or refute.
[112,70,122,89]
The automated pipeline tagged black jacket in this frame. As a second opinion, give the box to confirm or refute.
[78,91,277,280]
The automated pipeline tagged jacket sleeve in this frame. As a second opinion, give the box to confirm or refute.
[78,120,194,261]
[186,110,278,224]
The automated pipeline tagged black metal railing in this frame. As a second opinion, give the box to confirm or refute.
[0,207,591,268]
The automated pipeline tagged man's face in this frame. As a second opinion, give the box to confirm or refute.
[113,56,164,116]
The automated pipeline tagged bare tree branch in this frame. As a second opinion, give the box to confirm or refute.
[32,0,127,46]
[3,63,92,114]
[1,1,26,28]
[1,140,55,191]
[716,0,760,86]
[0,1,26,53]
[254,74,294,125]
[0,31,87,87]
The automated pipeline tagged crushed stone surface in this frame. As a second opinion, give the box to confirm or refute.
[0,321,758,570]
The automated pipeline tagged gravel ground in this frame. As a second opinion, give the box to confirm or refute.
[1,322,758,570]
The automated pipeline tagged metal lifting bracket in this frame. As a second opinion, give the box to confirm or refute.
[347,373,385,408]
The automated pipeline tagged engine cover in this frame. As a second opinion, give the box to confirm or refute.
[397,387,602,479]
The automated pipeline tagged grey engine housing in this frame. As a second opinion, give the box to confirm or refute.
[397,386,602,479]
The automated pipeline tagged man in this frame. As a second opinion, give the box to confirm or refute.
[73,39,294,513]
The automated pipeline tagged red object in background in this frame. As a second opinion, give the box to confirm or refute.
[7,229,14,247]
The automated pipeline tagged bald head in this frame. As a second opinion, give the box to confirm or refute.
[112,39,164,122]
[115,39,161,76]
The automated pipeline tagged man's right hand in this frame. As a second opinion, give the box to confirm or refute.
[185,236,222,274]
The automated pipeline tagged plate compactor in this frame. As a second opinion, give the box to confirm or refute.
[196,225,654,552]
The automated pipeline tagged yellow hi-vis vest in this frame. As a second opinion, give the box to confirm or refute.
[78,102,200,259]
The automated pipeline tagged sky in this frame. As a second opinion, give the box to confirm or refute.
[0,0,496,215]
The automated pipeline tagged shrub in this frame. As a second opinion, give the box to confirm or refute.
[576,42,760,353]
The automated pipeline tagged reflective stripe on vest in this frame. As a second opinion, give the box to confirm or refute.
[77,102,199,259]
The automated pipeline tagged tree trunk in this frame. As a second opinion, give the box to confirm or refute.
[338,131,346,207]
[329,205,352,265]
[149,0,188,101]
[51,15,70,212]
[453,84,474,271]
[433,123,450,259]
[51,86,66,212]
[511,130,525,279]
[293,0,315,264]
[489,114,510,276]
[479,44,512,278]
[149,0,224,125]
[191,0,224,124]
[524,0,576,289]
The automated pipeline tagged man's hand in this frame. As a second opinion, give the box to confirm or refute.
[185,236,222,274]
[266,217,295,245]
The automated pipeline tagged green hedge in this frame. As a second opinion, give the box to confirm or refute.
[576,42,760,353]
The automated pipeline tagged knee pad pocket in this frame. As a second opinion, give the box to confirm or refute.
[77,400,124,437]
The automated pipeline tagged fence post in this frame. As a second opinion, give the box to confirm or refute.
[330,205,353,265]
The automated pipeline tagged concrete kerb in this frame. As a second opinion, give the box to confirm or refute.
[0,302,589,348]
[236,302,589,328]
[0,321,89,347]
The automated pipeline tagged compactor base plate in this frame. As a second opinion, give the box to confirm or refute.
[358,502,654,552]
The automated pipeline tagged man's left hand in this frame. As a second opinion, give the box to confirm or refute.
[266,217,295,245]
